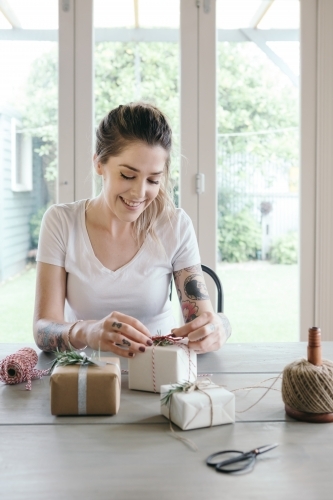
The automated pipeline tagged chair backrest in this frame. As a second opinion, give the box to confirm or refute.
[170,264,224,313]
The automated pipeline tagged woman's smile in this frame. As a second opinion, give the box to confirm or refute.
[119,196,144,209]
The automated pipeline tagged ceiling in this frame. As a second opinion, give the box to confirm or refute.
[0,0,299,30]
[0,0,299,85]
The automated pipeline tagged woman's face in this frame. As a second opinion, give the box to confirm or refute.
[96,142,167,223]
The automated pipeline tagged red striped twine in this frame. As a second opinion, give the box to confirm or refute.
[0,347,49,391]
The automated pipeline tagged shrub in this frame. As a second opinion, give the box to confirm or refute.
[218,209,261,262]
[270,231,298,264]
[29,204,50,249]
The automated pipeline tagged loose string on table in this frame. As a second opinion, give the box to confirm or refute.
[0,347,49,391]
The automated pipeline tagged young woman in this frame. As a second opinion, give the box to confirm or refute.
[33,102,231,357]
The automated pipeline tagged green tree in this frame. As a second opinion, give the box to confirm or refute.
[217,42,298,163]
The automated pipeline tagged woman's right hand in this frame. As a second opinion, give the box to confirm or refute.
[73,311,153,357]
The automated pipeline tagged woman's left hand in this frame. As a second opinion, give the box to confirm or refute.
[171,312,231,353]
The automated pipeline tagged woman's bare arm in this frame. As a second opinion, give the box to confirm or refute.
[172,264,231,352]
[33,262,74,352]
[33,262,153,355]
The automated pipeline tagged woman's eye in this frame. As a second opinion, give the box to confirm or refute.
[148,179,160,185]
[120,173,135,180]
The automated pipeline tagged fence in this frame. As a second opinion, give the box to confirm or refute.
[217,147,299,259]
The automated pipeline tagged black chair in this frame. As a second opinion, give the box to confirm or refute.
[170,264,224,313]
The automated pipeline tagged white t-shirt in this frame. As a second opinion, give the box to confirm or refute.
[37,200,201,335]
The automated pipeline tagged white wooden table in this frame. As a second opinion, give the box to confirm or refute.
[1,342,333,500]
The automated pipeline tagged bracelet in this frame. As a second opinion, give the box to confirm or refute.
[67,320,87,350]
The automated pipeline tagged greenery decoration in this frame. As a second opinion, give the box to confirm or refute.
[161,381,195,406]
[50,349,97,373]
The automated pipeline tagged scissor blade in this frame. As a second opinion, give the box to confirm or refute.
[255,443,279,455]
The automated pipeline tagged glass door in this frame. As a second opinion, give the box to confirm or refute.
[93,0,181,319]
[215,0,300,341]
[0,0,58,342]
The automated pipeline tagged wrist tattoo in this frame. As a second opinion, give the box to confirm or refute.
[37,323,67,352]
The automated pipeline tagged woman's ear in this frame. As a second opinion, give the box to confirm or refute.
[93,154,103,176]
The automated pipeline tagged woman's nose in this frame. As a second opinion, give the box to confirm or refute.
[131,180,145,199]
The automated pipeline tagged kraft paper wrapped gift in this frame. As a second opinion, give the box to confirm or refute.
[160,383,235,430]
[50,357,121,415]
[128,343,197,393]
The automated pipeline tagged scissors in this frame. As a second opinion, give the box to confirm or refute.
[206,443,279,474]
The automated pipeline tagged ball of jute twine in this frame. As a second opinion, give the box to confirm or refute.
[282,358,333,413]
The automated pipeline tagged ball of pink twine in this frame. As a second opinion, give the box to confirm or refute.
[0,347,49,391]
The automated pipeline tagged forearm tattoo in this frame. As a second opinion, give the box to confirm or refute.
[181,300,199,323]
[184,274,209,301]
[184,265,201,273]
[217,313,232,340]
[173,270,182,301]
[37,323,68,352]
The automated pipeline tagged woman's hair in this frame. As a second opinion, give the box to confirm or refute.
[95,102,176,243]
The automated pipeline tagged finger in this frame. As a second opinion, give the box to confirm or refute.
[106,316,153,346]
[109,312,151,338]
[187,322,216,342]
[188,333,219,352]
[110,332,150,353]
[105,343,137,358]
[172,312,214,338]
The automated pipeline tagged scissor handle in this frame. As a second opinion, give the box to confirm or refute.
[206,450,245,467]
[206,450,257,474]
[215,453,256,473]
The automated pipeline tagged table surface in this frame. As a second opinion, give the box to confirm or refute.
[1,342,333,500]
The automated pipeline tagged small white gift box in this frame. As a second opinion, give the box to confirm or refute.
[160,382,235,430]
[128,343,197,393]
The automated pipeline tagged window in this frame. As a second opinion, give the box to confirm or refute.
[11,118,32,192]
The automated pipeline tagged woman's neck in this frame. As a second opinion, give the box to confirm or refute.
[85,195,134,239]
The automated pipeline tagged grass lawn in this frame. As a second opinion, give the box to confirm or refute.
[217,261,299,342]
[0,265,37,343]
[0,261,299,343]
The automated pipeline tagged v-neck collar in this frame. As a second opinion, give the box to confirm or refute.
[80,199,148,275]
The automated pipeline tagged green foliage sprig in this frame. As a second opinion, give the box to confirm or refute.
[161,381,195,406]
[50,349,95,373]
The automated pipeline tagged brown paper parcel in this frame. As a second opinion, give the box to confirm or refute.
[50,357,121,415]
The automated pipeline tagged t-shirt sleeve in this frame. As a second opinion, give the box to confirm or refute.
[36,205,67,267]
[172,211,201,271]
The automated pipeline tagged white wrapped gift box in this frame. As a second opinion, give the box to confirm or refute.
[128,343,197,393]
[160,383,235,430]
